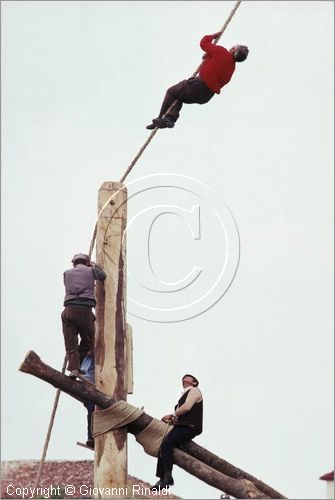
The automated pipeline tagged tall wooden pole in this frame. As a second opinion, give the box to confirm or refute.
[95,181,128,497]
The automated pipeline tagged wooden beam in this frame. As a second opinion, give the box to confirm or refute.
[19,351,286,499]
[95,182,128,497]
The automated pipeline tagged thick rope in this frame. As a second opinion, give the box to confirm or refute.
[92,400,172,457]
[88,0,242,259]
[33,356,67,497]
[93,400,144,435]
[135,418,172,457]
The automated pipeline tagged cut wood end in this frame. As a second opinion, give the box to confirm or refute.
[18,350,39,372]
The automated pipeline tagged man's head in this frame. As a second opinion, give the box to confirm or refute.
[182,374,199,388]
[72,253,90,266]
[229,45,249,62]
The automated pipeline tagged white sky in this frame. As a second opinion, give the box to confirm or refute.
[1,1,334,499]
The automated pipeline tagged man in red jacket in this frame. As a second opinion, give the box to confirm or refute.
[146,33,248,130]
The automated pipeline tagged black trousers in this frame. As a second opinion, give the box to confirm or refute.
[156,425,200,478]
[61,306,95,371]
[158,77,214,122]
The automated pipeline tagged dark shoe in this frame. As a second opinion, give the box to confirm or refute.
[146,118,160,130]
[86,439,94,449]
[163,471,174,486]
[150,479,164,491]
[69,369,85,380]
[161,116,175,128]
[151,474,174,490]
[146,116,175,130]
[69,369,79,379]
[152,480,174,490]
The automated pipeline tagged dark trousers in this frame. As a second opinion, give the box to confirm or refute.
[61,306,95,371]
[158,77,214,122]
[156,425,200,478]
[84,400,95,441]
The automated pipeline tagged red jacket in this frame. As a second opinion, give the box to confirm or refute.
[199,34,235,94]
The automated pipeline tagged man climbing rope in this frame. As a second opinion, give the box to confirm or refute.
[146,33,248,130]
[151,374,203,491]
[61,253,106,379]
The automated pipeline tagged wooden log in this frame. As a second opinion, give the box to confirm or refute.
[180,441,285,499]
[19,351,286,499]
[95,181,128,496]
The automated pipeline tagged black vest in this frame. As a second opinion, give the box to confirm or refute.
[175,389,203,433]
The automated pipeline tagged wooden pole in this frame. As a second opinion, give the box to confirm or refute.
[95,182,128,496]
[19,351,286,500]
[125,324,133,394]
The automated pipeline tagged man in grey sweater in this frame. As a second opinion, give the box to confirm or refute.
[61,253,106,379]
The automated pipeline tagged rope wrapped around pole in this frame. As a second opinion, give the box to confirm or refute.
[88,0,242,259]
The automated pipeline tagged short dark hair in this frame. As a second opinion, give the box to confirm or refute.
[233,45,249,62]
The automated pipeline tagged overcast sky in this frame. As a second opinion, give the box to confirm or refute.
[2,1,334,499]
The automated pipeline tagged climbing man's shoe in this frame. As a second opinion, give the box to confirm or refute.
[146,118,161,130]
[160,117,175,128]
[69,369,85,380]
[146,122,156,130]
[69,369,79,379]
[146,116,175,130]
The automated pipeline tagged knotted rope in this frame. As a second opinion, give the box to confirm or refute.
[87,0,242,259]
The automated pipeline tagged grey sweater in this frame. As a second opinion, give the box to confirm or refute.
[63,263,106,307]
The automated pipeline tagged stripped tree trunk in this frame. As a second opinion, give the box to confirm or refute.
[95,181,128,497]
[125,323,133,394]
[19,351,286,499]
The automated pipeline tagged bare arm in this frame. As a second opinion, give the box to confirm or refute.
[162,388,202,423]
[175,387,202,417]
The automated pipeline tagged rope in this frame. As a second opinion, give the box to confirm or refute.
[135,418,173,457]
[92,401,172,457]
[88,0,242,259]
[93,400,144,435]
[33,356,67,497]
